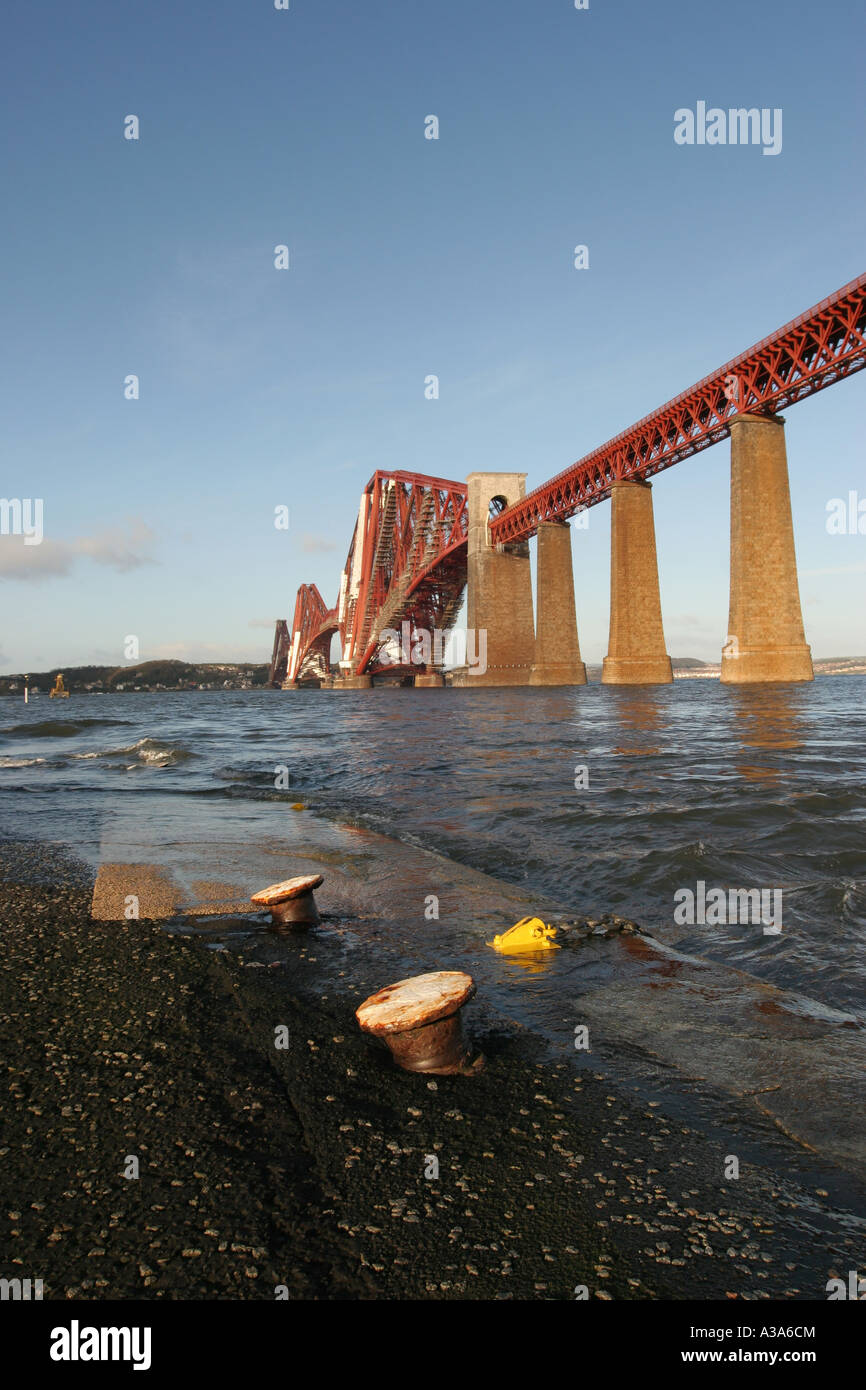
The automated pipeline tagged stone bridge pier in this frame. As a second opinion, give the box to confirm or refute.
[721,414,813,683]
[602,478,673,685]
[530,521,587,685]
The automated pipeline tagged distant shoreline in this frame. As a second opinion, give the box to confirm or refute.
[0,660,270,696]
[2,657,864,695]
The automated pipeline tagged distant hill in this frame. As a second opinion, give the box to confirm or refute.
[0,660,270,695]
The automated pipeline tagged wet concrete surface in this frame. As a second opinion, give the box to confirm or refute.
[87,797,866,1180]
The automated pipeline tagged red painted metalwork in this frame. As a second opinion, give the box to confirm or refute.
[285,584,339,684]
[287,473,467,682]
[490,273,866,544]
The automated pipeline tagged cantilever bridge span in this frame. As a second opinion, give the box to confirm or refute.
[270,472,468,687]
[271,273,865,690]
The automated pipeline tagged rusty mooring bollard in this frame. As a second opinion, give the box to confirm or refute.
[250,873,324,926]
[355,971,483,1075]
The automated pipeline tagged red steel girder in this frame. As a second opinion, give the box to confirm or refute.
[490,273,866,544]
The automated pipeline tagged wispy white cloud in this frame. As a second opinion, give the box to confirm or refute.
[0,538,71,580]
[75,521,155,572]
[300,533,337,554]
[0,519,156,582]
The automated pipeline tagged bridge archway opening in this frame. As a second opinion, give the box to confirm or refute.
[487,493,529,555]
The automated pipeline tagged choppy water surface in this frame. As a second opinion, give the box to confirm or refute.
[1,678,864,1017]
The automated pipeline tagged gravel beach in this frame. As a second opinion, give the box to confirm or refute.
[1,839,862,1301]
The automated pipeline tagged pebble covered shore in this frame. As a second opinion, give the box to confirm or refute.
[1,840,861,1301]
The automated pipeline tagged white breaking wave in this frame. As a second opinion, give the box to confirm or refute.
[70,737,183,767]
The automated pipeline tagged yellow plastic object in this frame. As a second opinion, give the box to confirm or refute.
[488,916,560,954]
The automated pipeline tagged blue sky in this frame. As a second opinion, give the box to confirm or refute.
[1,0,864,671]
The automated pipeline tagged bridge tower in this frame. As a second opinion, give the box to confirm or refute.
[465,472,535,685]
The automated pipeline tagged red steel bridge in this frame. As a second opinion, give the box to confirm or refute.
[271,272,865,687]
[271,472,468,685]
